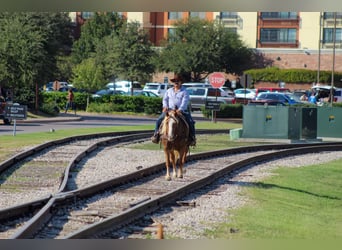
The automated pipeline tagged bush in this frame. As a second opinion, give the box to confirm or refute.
[40,103,60,116]
[244,67,342,87]
[201,104,243,118]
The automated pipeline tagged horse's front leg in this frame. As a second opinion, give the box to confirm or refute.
[164,152,171,181]
[170,152,177,179]
[177,149,188,178]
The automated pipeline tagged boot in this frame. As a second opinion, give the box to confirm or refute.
[189,135,196,146]
[151,132,160,144]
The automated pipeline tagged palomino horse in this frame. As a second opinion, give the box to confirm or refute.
[160,110,190,181]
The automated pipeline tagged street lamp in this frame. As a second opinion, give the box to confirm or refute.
[331,12,337,106]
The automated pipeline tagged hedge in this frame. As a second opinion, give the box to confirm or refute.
[244,67,342,86]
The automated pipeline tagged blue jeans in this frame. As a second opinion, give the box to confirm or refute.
[154,111,195,137]
[65,101,76,112]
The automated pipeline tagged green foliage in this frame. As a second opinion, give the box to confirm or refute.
[245,67,342,85]
[156,18,252,81]
[40,91,89,112]
[40,102,60,116]
[201,104,243,118]
[104,21,156,83]
[13,86,36,109]
[87,95,162,115]
[71,12,125,64]
[0,12,73,109]
[71,57,106,94]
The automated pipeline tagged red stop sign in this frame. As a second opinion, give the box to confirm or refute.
[209,72,225,88]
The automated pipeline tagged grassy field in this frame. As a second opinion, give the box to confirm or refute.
[203,159,342,239]
[1,119,342,239]
[0,120,243,161]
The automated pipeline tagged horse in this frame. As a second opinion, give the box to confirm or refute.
[160,110,190,181]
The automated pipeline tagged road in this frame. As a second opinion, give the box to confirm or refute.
[0,112,214,136]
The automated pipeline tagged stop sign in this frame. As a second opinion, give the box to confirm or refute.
[209,72,225,88]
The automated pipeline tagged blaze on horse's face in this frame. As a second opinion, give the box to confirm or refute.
[165,111,178,142]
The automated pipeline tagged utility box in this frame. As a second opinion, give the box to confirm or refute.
[317,107,342,138]
[242,105,289,139]
[242,106,317,140]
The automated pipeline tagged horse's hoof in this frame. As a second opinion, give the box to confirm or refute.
[165,176,171,181]
[178,175,183,179]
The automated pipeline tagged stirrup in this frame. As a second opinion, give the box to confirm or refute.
[151,133,160,144]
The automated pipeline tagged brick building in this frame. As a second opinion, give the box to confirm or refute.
[70,12,342,84]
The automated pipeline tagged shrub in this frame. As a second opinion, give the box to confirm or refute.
[201,104,243,118]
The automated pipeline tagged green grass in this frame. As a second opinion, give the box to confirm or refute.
[0,120,243,161]
[203,160,342,239]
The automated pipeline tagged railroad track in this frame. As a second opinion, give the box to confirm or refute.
[1,130,342,239]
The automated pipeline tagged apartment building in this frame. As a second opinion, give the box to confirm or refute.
[71,12,342,73]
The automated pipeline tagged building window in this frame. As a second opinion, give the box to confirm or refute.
[189,12,206,19]
[260,28,297,43]
[81,12,94,19]
[323,12,342,19]
[261,12,298,19]
[224,27,237,34]
[167,28,177,42]
[323,28,342,43]
[168,12,183,20]
[220,12,238,19]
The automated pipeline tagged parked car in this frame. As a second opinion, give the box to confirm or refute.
[234,88,256,99]
[44,81,69,91]
[254,92,302,105]
[106,80,142,94]
[182,82,212,89]
[124,90,160,97]
[254,87,291,96]
[92,89,125,98]
[311,85,342,103]
[143,83,172,97]
[186,87,235,111]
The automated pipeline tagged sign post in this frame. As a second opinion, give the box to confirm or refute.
[208,72,226,122]
[4,104,27,136]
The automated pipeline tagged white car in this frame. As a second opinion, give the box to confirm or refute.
[106,80,142,94]
[234,88,256,99]
[143,83,171,97]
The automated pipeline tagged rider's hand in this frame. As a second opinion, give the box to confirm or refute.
[162,107,168,113]
[176,109,182,115]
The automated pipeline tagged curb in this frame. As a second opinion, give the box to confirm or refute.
[17,114,82,124]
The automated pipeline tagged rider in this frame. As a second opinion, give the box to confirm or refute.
[151,73,196,146]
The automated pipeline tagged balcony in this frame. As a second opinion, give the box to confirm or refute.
[322,40,342,49]
[257,39,299,48]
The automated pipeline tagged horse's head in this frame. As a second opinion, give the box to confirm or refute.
[162,110,180,142]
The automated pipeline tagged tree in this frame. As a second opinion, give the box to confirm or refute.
[71,12,125,64]
[0,12,73,109]
[156,18,253,82]
[71,57,106,110]
[102,21,157,94]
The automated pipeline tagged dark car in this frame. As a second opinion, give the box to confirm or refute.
[92,89,125,98]
[254,92,301,105]
[133,90,160,97]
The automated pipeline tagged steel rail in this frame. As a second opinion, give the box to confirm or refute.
[64,143,342,239]
[0,129,227,224]
[9,142,342,239]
